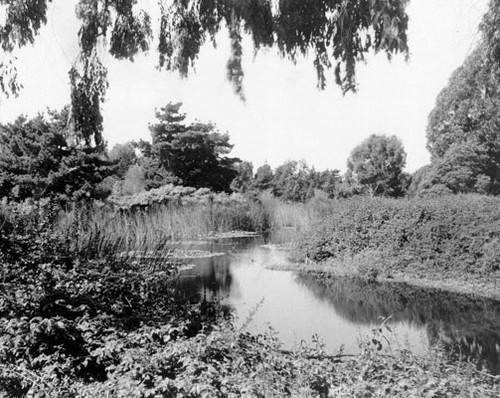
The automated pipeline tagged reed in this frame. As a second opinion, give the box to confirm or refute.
[258,191,334,230]
[56,200,265,261]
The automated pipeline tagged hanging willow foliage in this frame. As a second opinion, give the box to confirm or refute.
[0,0,410,149]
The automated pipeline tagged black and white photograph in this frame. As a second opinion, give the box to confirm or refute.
[1,0,500,396]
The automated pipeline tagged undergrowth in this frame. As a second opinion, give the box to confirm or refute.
[298,195,500,281]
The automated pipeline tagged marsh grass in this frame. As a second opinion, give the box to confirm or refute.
[259,191,332,230]
[54,201,257,261]
[51,193,330,264]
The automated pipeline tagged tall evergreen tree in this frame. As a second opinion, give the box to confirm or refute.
[149,102,239,192]
[0,108,115,201]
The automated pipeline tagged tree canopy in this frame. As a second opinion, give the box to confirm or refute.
[108,142,137,178]
[230,160,253,193]
[148,102,239,192]
[425,45,500,195]
[0,0,410,149]
[0,108,114,201]
[347,134,407,197]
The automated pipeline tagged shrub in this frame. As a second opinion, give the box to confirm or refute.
[298,195,500,276]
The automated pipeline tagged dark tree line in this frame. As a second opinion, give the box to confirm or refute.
[230,160,342,201]
[0,108,114,202]
[0,103,411,203]
[229,134,409,201]
[0,102,240,201]
[119,102,240,193]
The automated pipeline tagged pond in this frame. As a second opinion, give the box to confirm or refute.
[172,233,500,374]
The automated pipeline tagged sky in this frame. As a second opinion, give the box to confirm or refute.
[0,0,490,173]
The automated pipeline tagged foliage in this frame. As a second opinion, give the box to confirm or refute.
[118,164,145,195]
[109,183,242,209]
[132,141,180,191]
[298,195,500,282]
[272,161,342,202]
[230,160,254,193]
[316,169,342,198]
[0,199,226,396]
[426,45,500,195]
[407,164,432,197]
[346,134,407,197]
[272,160,315,202]
[0,109,114,202]
[108,142,137,179]
[0,0,51,96]
[481,0,500,69]
[253,163,274,191]
[101,185,268,238]
[251,161,341,201]
[0,0,410,147]
[149,102,239,192]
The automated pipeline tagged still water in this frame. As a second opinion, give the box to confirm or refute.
[173,233,500,374]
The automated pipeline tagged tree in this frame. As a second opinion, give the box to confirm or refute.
[317,169,342,198]
[0,0,410,146]
[407,165,432,197]
[149,102,239,192]
[426,45,500,195]
[272,160,316,202]
[131,139,180,191]
[481,0,500,70]
[253,163,274,191]
[230,161,254,193]
[121,164,146,195]
[0,108,114,201]
[347,134,407,197]
[108,142,137,178]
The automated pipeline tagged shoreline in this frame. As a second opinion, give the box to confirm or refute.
[266,257,500,301]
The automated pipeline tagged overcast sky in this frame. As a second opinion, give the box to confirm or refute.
[0,0,489,173]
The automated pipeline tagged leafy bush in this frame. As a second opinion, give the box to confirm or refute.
[298,195,500,276]
[0,201,221,396]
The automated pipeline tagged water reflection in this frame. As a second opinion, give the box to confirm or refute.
[296,274,500,373]
[174,235,500,374]
[176,255,235,302]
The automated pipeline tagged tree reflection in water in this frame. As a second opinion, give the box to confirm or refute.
[176,254,235,303]
[295,274,500,374]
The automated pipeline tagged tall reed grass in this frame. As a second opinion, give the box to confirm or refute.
[258,191,333,230]
[1,192,333,265]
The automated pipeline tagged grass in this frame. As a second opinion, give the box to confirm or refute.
[54,200,259,260]
[259,191,332,230]
[51,192,329,262]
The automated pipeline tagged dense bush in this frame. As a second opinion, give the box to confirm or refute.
[0,201,224,396]
[299,195,500,276]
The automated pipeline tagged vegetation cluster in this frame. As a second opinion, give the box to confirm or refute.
[298,195,500,292]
